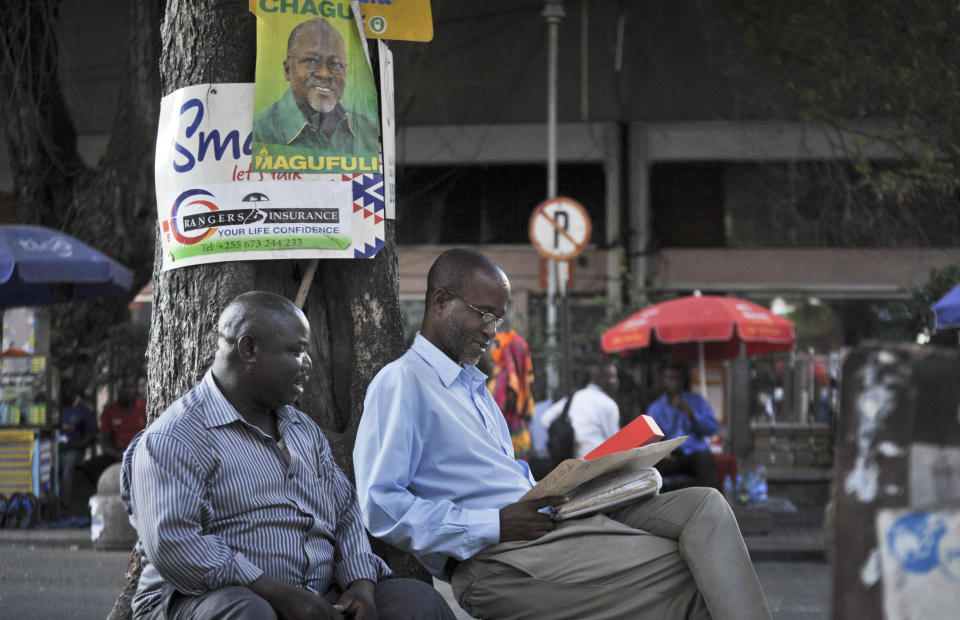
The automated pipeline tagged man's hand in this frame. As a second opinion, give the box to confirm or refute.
[250,574,343,620]
[669,394,695,420]
[499,495,567,543]
[334,579,377,620]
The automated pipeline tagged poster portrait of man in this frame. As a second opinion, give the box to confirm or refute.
[252,5,381,175]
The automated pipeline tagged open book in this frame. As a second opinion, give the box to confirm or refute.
[522,435,688,520]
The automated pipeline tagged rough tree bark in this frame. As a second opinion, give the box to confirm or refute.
[0,0,161,369]
[107,1,427,618]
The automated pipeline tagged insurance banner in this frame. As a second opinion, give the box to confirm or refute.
[249,0,381,175]
[154,83,385,271]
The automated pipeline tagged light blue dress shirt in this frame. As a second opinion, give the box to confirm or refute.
[354,333,536,579]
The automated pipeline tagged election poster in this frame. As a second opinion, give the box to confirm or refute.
[155,83,385,271]
[249,0,381,175]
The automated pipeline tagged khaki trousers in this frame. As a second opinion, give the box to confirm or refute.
[450,487,771,620]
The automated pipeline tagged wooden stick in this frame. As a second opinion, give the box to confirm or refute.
[294,259,320,309]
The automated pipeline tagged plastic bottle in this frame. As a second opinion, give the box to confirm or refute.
[756,464,768,503]
[735,474,749,505]
[747,471,757,505]
[722,474,734,503]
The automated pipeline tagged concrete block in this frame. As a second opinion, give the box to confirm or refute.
[732,504,772,536]
[771,449,794,467]
[754,436,774,450]
[89,463,137,552]
[794,450,814,467]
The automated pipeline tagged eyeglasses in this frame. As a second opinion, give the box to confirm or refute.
[290,56,348,75]
[446,290,505,328]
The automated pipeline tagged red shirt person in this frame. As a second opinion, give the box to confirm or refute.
[99,388,147,457]
[82,378,146,485]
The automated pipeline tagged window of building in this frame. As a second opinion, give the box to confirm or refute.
[652,161,960,249]
[395,164,607,245]
[650,162,725,248]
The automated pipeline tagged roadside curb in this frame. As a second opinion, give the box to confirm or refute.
[745,526,826,563]
[0,526,95,549]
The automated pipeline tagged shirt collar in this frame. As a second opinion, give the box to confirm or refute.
[411,332,487,389]
[199,370,300,430]
[276,88,353,145]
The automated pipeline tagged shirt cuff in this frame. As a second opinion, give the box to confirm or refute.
[334,552,392,588]
[224,552,264,588]
[462,508,502,555]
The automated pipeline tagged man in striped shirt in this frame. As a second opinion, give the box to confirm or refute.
[121,291,453,620]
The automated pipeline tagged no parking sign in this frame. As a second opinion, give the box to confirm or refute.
[528,197,592,260]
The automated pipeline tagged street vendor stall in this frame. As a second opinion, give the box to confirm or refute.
[0,225,133,524]
[0,307,58,525]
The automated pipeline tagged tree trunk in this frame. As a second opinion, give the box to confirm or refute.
[109,2,426,618]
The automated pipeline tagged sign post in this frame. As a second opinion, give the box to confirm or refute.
[529,196,592,397]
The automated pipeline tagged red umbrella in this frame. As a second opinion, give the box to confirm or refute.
[601,292,796,394]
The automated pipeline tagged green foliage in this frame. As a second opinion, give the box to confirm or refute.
[92,322,148,391]
[784,299,843,351]
[730,0,960,200]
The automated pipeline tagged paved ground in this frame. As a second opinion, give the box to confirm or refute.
[0,527,830,619]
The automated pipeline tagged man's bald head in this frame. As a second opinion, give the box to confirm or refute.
[212,291,312,416]
[217,291,303,358]
[421,248,510,365]
[424,248,506,307]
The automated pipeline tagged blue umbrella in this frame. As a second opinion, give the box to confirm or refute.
[933,283,960,329]
[0,225,133,309]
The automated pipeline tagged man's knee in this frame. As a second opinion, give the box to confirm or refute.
[690,485,724,503]
[374,578,455,620]
[671,485,727,513]
[689,486,736,522]
[223,589,275,619]
[168,586,277,620]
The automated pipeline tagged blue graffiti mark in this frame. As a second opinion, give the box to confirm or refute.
[171,98,253,173]
[888,512,947,574]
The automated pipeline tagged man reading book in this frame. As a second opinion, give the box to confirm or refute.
[354,248,771,620]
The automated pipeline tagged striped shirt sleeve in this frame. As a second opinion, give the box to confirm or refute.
[129,431,264,593]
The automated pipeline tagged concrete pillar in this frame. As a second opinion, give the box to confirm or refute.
[628,122,650,293]
[727,356,752,458]
[89,462,137,551]
[831,343,960,619]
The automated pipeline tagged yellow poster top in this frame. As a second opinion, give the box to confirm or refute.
[358,0,433,42]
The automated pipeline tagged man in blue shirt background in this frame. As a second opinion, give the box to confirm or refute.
[648,362,721,489]
[58,386,96,515]
[355,249,771,620]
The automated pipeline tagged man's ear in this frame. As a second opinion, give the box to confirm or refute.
[427,289,450,319]
[236,334,258,366]
[283,58,293,82]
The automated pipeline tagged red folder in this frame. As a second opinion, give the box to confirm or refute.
[584,414,665,460]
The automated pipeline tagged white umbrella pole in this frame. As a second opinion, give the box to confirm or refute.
[697,341,707,397]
